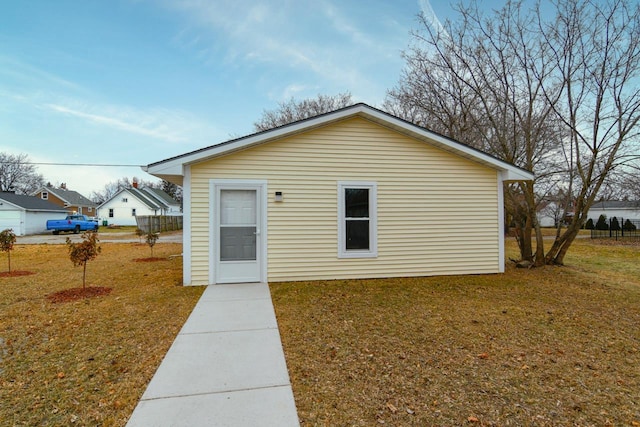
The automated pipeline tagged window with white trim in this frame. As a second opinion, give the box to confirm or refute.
[338,181,377,258]
[132,208,136,216]
[108,208,114,218]
[41,191,48,200]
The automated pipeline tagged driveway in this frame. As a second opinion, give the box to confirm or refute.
[17,230,183,244]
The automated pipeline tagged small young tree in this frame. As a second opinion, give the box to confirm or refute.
[146,231,159,258]
[0,228,17,272]
[584,218,595,230]
[66,231,101,289]
[135,228,145,243]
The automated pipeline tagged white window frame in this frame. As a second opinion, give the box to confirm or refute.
[41,191,48,200]
[337,181,378,258]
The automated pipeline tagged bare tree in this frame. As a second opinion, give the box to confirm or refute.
[540,0,640,264]
[161,179,183,205]
[254,92,354,132]
[386,0,640,266]
[385,0,562,265]
[0,152,45,195]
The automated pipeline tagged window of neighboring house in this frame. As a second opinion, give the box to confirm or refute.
[109,209,114,218]
[63,202,70,207]
[122,197,128,203]
[41,191,48,200]
[337,181,377,258]
[132,208,136,216]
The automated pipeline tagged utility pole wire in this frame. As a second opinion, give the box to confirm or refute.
[0,162,144,167]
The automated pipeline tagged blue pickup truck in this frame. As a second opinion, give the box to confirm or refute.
[46,215,99,235]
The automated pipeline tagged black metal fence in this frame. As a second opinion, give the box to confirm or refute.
[590,217,640,239]
[135,215,183,233]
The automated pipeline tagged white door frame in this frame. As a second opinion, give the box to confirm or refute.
[209,179,267,284]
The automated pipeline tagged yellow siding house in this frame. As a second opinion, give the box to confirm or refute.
[144,104,533,286]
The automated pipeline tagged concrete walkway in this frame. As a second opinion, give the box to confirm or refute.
[126,283,299,427]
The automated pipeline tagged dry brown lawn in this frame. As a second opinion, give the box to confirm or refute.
[2,237,639,426]
[0,241,203,426]
[271,239,640,426]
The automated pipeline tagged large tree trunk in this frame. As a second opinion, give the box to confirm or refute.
[545,224,580,265]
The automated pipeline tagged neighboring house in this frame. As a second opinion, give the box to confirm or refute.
[144,103,533,286]
[588,200,640,222]
[97,185,180,226]
[33,185,98,216]
[0,192,68,236]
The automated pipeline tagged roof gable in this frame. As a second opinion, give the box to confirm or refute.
[35,187,96,206]
[144,103,534,184]
[97,187,175,211]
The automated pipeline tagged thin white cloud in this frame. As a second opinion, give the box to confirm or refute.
[0,55,85,93]
[162,0,403,101]
[418,0,448,39]
[45,103,186,143]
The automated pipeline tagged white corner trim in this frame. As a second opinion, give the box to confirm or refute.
[182,165,192,285]
[497,172,505,273]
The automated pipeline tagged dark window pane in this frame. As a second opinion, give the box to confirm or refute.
[346,220,369,250]
[345,188,369,218]
[220,226,256,261]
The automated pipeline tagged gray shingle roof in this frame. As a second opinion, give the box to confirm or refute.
[0,192,68,212]
[592,200,640,209]
[40,187,97,207]
[143,187,178,206]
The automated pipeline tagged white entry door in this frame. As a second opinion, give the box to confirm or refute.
[214,183,265,283]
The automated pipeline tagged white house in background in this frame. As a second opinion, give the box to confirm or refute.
[0,192,68,235]
[97,186,181,226]
[588,200,640,222]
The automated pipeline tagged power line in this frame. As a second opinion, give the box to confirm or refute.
[1,162,144,167]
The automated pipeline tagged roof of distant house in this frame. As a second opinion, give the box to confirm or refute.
[592,200,640,209]
[36,186,97,207]
[97,187,176,210]
[0,192,68,212]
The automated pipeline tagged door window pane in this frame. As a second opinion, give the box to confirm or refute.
[221,190,256,225]
[220,226,257,261]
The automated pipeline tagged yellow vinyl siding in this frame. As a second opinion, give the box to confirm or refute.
[189,117,499,284]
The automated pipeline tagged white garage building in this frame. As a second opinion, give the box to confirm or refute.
[0,192,68,236]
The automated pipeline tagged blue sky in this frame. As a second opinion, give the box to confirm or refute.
[0,0,450,196]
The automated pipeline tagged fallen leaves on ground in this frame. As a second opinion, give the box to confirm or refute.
[271,239,640,426]
[0,242,203,426]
